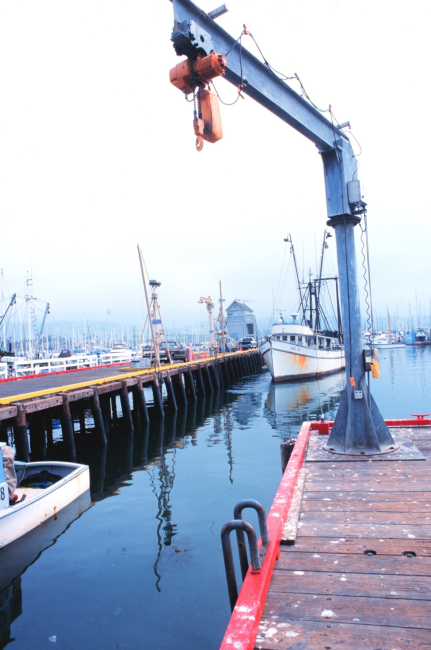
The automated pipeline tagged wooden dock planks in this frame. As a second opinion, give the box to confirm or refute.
[256,427,431,649]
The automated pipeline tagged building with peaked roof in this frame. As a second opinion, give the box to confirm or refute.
[226,300,258,342]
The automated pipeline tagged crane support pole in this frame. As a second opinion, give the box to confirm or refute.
[170,0,394,454]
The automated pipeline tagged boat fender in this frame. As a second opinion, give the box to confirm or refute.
[369,361,380,378]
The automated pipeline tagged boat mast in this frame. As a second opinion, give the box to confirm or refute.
[315,230,332,331]
[387,308,392,341]
[26,274,32,357]
[284,234,307,325]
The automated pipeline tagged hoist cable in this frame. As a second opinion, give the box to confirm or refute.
[360,212,375,350]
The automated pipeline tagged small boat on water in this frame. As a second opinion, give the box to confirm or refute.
[370,333,405,349]
[404,327,431,345]
[0,448,90,549]
[260,233,345,383]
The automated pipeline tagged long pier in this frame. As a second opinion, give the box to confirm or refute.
[220,419,431,649]
[0,350,262,462]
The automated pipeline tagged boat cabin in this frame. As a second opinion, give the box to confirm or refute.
[270,323,340,350]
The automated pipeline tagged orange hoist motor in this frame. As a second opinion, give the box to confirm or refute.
[169,52,227,94]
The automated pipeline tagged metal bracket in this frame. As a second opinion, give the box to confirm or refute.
[171,19,214,58]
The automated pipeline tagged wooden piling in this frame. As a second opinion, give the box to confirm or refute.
[100,394,111,433]
[133,380,150,424]
[232,357,241,382]
[29,411,47,460]
[0,421,8,444]
[120,381,134,434]
[227,359,236,384]
[151,378,164,419]
[184,370,197,401]
[111,394,118,421]
[173,374,188,406]
[209,364,220,391]
[164,375,178,411]
[91,386,107,445]
[221,360,230,384]
[218,362,224,388]
[13,403,30,462]
[60,394,76,462]
[202,366,213,394]
[194,367,206,397]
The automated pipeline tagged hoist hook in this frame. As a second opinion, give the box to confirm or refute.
[196,136,204,152]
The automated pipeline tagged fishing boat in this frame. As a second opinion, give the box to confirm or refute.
[260,233,345,382]
[0,448,90,549]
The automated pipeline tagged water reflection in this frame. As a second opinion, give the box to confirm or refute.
[264,372,345,438]
[149,447,178,592]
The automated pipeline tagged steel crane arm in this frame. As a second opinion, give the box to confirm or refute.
[171,0,348,152]
[170,0,359,219]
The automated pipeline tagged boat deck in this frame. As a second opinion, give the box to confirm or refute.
[13,486,41,505]
[257,426,431,649]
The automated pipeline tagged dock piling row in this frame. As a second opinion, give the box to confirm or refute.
[0,350,262,461]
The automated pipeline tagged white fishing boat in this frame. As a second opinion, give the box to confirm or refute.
[260,233,345,383]
[260,315,345,382]
[0,448,90,549]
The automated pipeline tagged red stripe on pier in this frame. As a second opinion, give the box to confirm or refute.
[219,421,313,650]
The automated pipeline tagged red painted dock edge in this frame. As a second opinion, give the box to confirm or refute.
[218,418,431,650]
[0,361,130,383]
[312,418,431,432]
[219,421,313,650]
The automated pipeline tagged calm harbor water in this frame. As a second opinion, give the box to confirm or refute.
[2,346,431,649]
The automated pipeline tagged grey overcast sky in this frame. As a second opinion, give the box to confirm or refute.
[0,0,429,332]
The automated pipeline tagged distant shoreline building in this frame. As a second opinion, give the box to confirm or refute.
[226,300,257,342]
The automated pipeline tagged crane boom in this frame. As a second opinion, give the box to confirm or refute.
[169,0,394,455]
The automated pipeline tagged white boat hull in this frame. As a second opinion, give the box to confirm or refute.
[0,461,90,549]
[260,339,345,382]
